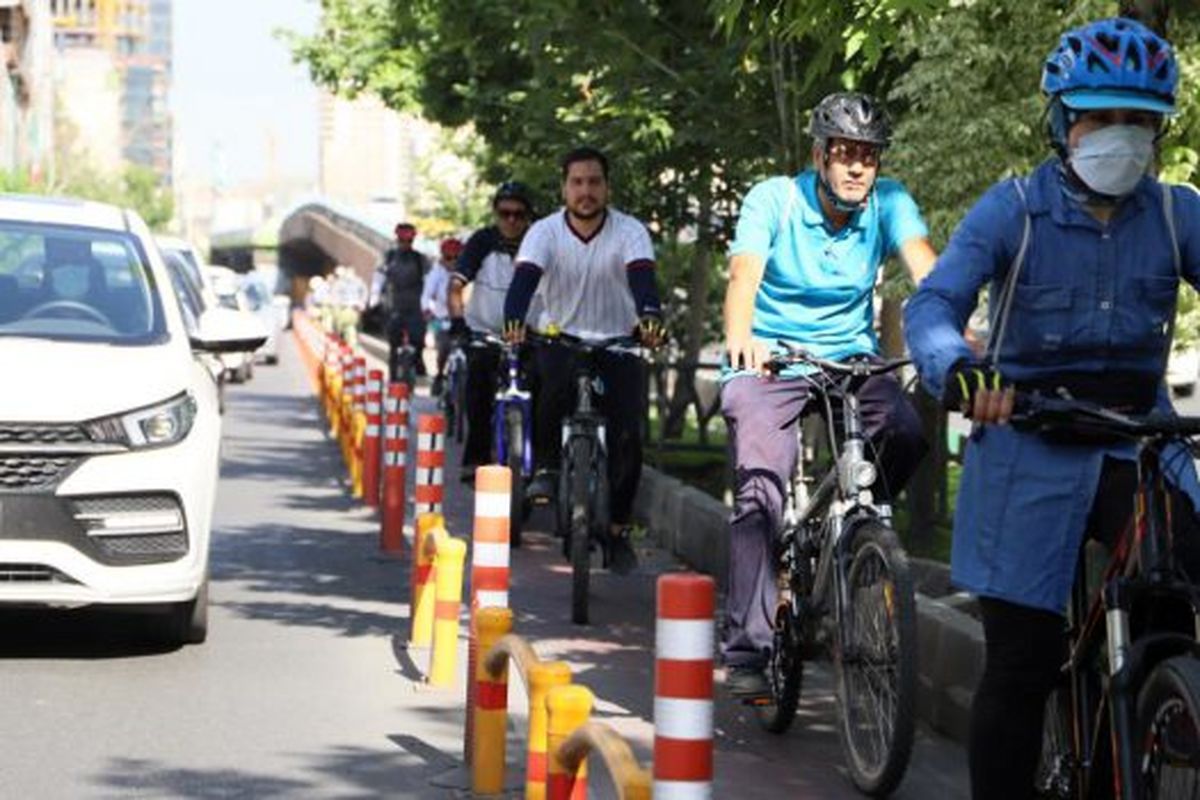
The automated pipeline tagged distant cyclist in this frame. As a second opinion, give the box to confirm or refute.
[371,222,430,381]
[329,265,368,347]
[423,237,460,396]
[449,181,538,483]
[503,146,665,574]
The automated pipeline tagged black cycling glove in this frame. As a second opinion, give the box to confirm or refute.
[944,361,1007,413]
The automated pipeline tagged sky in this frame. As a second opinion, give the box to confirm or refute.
[172,0,321,188]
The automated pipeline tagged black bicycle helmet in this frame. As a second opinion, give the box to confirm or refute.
[809,92,892,148]
[492,181,533,211]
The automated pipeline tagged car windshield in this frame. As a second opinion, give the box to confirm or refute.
[0,222,166,344]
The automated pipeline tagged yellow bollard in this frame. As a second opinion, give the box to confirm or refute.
[471,607,513,795]
[526,661,573,800]
[340,390,354,468]
[350,408,366,499]
[428,537,466,687]
[409,513,442,647]
[547,685,593,800]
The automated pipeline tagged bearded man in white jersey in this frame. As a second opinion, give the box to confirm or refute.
[503,146,665,574]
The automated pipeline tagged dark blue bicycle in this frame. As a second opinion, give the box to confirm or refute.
[471,332,533,548]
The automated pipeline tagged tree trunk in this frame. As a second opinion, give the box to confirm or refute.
[882,294,945,552]
[663,240,712,439]
[1118,0,1169,34]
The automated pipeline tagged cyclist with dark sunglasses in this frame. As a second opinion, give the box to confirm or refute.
[720,92,937,699]
[905,18,1200,799]
[448,181,539,483]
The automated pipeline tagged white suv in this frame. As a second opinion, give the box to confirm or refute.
[0,195,264,644]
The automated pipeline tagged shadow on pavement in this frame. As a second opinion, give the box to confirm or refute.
[0,607,180,660]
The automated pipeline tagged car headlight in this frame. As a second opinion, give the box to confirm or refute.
[85,393,198,450]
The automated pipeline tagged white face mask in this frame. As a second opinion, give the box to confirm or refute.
[49,264,90,300]
[1068,124,1155,198]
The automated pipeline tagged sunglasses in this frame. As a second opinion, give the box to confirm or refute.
[496,208,529,221]
[827,140,881,167]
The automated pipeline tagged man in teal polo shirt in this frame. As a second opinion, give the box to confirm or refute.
[721,92,937,696]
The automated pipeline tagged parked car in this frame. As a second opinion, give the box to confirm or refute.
[206,265,256,383]
[238,271,287,365]
[0,194,266,644]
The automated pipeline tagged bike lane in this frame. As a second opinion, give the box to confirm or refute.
[350,331,971,799]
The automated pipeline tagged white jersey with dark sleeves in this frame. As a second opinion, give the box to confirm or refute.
[515,207,654,340]
[454,227,541,334]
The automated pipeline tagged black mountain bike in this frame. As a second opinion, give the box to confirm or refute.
[1019,395,1200,800]
[536,333,640,625]
[754,345,918,797]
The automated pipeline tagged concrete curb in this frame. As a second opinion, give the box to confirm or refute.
[632,465,983,744]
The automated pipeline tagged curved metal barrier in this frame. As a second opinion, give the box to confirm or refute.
[559,721,652,800]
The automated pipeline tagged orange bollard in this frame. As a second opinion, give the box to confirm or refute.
[547,685,593,800]
[408,512,442,646]
[428,536,467,688]
[471,607,513,794]
[654,573,715,798]
[464,465,512,765]
[413,414,446,516]
[362,369,383,508]
[380,382,408,554]
[527,660,573,800]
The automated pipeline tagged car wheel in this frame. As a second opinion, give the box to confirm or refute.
[164,578,208,645]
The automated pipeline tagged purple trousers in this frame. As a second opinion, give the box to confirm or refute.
[720,371,927,668]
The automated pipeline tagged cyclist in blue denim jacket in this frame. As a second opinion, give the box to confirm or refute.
[904,18,1200,799]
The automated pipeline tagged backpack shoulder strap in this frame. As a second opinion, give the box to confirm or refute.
[1163,182,1181,278]
[984,177,1032,367]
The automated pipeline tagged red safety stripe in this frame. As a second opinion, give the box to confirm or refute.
[653,736,713,780]
[416,450,445,469]
[435,600,460,620]
[415,565,432,585]
[476,680,508,710]
[471,566,510,591]
[656,574,715,619]
[655,659,714,699]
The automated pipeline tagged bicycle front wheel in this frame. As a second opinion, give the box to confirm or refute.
[453,368,467,443]
[1137,655,1200,799]
[834,520,918,796]
[505,406,525,549]
[568,437,594,625]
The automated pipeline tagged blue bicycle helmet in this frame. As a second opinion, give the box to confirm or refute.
[1042,17,1177,113]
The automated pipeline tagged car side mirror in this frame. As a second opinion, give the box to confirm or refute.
[190,307,268,354]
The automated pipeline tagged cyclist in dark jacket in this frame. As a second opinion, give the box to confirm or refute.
[371,222,430,381]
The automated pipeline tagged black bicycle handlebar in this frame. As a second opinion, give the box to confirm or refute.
[1010,392,1200,440]
[526,330,641,352]
[765,341,910,378]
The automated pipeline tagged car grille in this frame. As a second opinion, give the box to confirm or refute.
[71,494,189,565]
[0,564,79,583]
[94,533,188,560]
[0,456,77,490]
[0,423,91,447]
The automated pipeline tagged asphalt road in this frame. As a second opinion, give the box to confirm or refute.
[0,334,970,798]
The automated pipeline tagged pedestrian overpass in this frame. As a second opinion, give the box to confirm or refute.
[208,199,395,290]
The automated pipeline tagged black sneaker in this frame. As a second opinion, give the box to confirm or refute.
[459,466,476,485]
[527,470,556,504]
[606,528,638,575]
[727,666,770,699]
